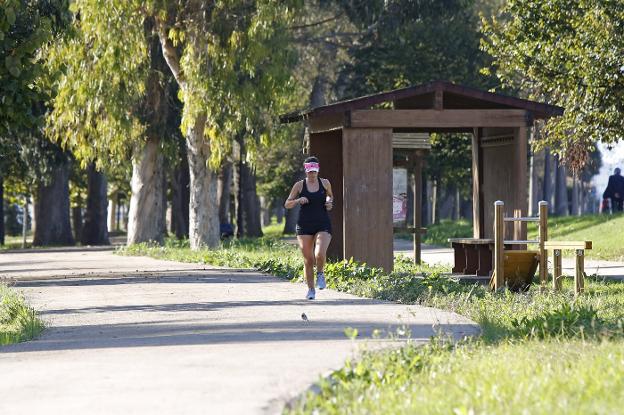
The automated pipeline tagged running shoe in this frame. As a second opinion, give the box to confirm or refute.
[316,272,326,290]
[306,288,316,300]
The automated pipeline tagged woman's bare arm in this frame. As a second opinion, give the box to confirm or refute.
[284,181,307,209]
[322,179,334,211]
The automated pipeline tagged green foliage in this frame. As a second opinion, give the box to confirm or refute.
[0,0,70,189]
[511,302,600,339]
[0,284,45,345]
[482,0,624,168]
[338,0,493,98]
[153,0,302,167]
[46,0,149,168]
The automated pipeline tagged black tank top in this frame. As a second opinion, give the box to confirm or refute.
[297,178,331,225]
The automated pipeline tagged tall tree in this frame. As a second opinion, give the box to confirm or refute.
[483,0,624,169]
[80,162,109,245]
[153,1,299,248]
[47,3,177,245]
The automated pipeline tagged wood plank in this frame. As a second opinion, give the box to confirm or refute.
[350,109,531,128]
[472,128,483,238]
[309,130,343,261]
[575,249,585,295]
[309,112,346,133]
[544,241,592,250]
[434,89,444,110]
[342,128,394,271]
[553,249,562,290]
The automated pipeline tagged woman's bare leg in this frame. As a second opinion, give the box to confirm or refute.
[314,232,332,273]
[297,235,316,289]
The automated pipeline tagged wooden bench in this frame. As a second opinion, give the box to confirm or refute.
[544,240,592,295]
[448,238,496,277]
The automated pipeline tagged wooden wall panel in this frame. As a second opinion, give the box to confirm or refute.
[309,130,343,261]
[342,128,394,271]
[480,127,528,239]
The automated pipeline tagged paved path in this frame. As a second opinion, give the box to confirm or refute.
[0,249,478,415]
[394,239,624,279]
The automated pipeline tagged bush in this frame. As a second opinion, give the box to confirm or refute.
[0,284,44,345]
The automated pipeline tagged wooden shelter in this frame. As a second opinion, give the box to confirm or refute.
[280,81,563,271]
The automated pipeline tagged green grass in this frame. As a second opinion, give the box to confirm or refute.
[528,213,624,261]
[119,237,624,414]
[0,284,45,345]
[289,338,624,415]
[120,236,304,280]
[289,276,624,415]
[0,234,32,250]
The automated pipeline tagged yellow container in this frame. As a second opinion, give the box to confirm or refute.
[503,250,539,291]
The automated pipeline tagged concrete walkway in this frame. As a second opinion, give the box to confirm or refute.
[394,239,624,279]
[0,248,478,415]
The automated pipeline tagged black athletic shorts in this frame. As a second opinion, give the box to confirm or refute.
[296,222,332,236]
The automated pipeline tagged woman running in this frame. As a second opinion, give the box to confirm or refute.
[284,156,333,300]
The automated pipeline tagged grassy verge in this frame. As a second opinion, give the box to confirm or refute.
[0,284,45,345]
[119,238,624,414]
[289,273,624,414]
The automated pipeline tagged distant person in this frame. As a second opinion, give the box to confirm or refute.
[284,156,333,300]
[603,167,624,212]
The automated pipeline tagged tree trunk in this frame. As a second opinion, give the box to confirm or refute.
[528,143,535,216]
[0,176,4,245]
[236,138,263,238]
[275,202,284,224]
[260,196,271,227]
[33,164,75,246]
[283,205,299,235]
[218,161,233,224]
[171,155,190,239]
[454,187,461,220]
[186,113,220,249]
[571,175,580,216]
[543,147,552,210]
[422,176,429,226]
[555,156,568,216]
[107,198,117,233]
[432,179,438,224]
[72,206,82,242]
[22,196,28,248]
[127,137,166,244]
[81,163,110,245]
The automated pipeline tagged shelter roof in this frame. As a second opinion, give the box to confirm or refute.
[280,81,564,123]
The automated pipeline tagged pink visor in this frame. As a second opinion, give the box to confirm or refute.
[304,162,319,172]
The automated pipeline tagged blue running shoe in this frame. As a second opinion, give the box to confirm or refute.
[316,272,326,290]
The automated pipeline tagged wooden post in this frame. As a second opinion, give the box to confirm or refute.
[494,201,505,290]
[538,201,549,287]
[513,209,525,249]
[553,249,562,290]
[575,249,585,295]
[412,152,423,264]
[472,129,483,238]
